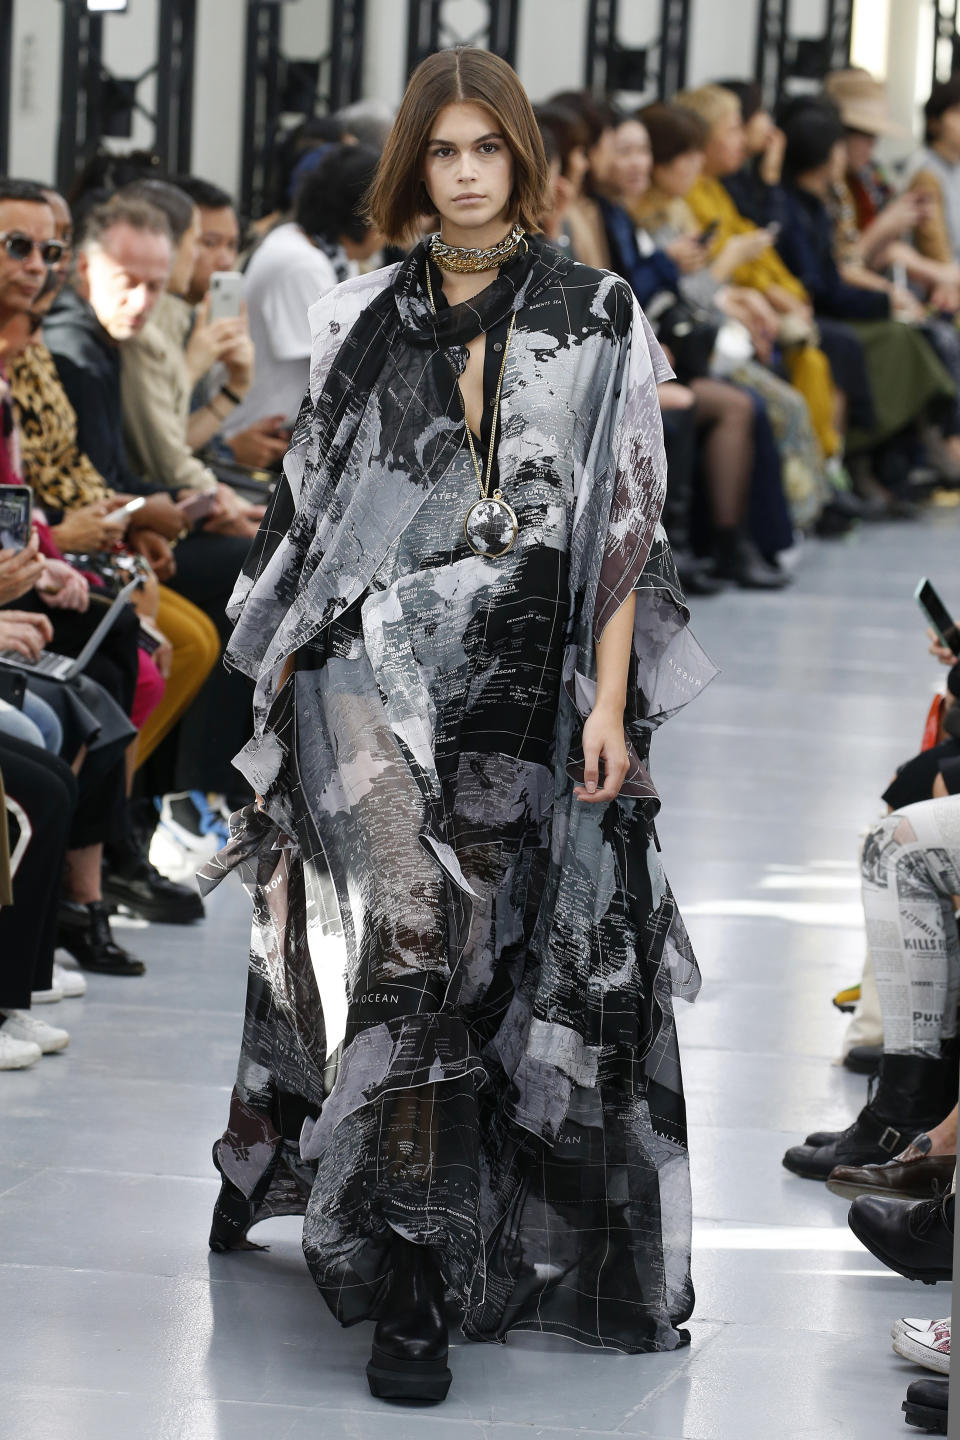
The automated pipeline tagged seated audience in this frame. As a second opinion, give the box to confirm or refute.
[120,178,259,527]
[2,197,220,923]
[43,196,257,841]
[773,97,960,502]
[222,144,382,443]
[542,91,614,269]
[630,103,835,538]
[175,175,289,472]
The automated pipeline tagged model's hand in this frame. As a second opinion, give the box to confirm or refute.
[574,702,630,803]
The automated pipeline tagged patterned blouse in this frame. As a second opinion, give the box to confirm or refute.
[9,340,112,512]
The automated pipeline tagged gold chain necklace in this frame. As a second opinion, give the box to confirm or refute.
[426,259,519,558]
[430,223,525,274]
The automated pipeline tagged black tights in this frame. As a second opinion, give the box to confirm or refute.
[690,378,754,530]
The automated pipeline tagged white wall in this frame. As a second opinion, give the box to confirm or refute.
[2,0,945,193]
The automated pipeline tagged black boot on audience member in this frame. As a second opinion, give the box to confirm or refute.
[102,801,204,925]
[56,900,145,977]
[902,1376,949,1434]
[847,1190,954,1285]
[782,1054,953,1181]
[712,527,790,590]
[366,1235,452,1404]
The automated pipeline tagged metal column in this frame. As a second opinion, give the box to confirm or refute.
[0,0,13,175]
[155,0,197,175]
[405,0,520,77]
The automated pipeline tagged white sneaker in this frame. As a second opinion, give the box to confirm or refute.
[892,1317,951,1375]
[53,963,87,998]
[30,982,64,1005]
[0,1009,69,1054]
[0,1030,42,1069]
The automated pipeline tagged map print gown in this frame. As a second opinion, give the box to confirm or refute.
[199,238,717,1354]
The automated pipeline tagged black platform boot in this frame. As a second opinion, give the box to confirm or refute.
[783,1054,955,1181]
[367,1235,452,1404]
[208,1141,275,1253]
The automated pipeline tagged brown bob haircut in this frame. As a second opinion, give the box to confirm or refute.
[366,46,551,244]
[638,103,709,167]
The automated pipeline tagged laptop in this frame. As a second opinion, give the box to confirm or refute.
[0,578,142,682]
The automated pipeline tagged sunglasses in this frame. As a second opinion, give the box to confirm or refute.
[0,232,67,266]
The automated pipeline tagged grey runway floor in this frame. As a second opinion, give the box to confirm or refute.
[1,510,956,1439]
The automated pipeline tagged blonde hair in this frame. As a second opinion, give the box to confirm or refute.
[673,85,742,134]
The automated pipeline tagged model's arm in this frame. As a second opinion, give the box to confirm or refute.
[574,591,635,804]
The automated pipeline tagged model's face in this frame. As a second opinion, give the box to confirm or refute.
[423,101,514,235]
[0,200,55,318]
[168,207,201,297]
[79,221,172,340]
[611,120,652,200]
[844,129,876,170]
[705,109,746,175]
[188,204,240,304]
[654,149,705,198]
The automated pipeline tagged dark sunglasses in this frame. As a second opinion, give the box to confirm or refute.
[0,232,67,265]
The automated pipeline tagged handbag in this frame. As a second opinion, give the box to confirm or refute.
[644,291,720,382]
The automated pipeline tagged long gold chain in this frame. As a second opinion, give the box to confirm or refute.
[425,259,515,503]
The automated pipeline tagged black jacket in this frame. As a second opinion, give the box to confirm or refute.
[43,287,160,496]
[774,185,890,322]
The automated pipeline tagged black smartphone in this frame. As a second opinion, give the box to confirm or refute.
[698,219,720,245]
[915,577,960,651]
[0,485,32,552]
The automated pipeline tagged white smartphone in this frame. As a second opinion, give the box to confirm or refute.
[104,496,147,526]
[208,271,244,323]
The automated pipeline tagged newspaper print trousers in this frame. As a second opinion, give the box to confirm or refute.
[861,795,960,1055]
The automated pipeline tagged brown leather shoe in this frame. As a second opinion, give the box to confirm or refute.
[826,1154,955,1201]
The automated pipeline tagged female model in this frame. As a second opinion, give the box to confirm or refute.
[201,46,714,1404]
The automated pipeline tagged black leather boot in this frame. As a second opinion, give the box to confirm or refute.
[367,1235,452,1403]
[848,1191,954,1284]
[712,528,790,590]
[56,900,145,976]
[783,1054,954,1180]
[903,1375,949,1433]
[208,1141,272,1253]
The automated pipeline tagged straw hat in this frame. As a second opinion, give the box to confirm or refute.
[823,69,903,137]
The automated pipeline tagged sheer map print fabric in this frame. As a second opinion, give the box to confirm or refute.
[200,239,717,1353]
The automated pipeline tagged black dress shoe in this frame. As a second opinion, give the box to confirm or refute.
[367,1236,452,1403]
[847,1191,954,1284]
[102,859,204,925]
[57,900,145,976]
[903,1375,949,1434]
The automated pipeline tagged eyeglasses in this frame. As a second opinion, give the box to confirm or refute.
[0,232,67,265]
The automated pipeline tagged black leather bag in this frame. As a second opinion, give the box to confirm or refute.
[645,292,720,382]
